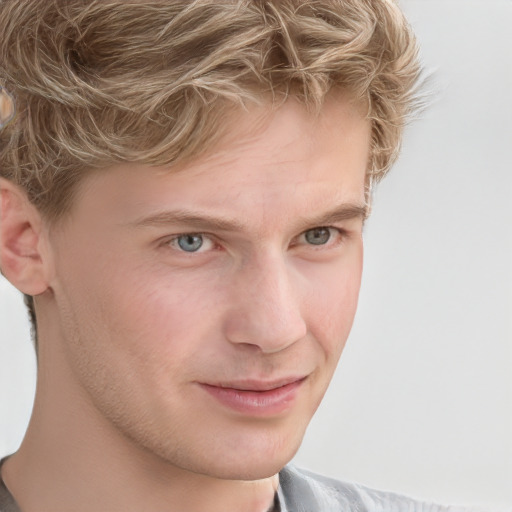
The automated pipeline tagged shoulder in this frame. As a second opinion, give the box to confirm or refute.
[0,479,19,512]
[0,458,20,512]
[277,465,482,512]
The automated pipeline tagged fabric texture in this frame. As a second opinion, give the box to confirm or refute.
[0,458,486,512]
[277,466,481,512]
[0,459,19,512]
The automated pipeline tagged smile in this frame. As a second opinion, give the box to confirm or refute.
[198,377,307,416]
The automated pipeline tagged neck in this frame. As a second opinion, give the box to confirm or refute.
[2,336,279,512]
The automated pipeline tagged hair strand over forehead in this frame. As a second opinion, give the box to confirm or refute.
[0,0,423,217]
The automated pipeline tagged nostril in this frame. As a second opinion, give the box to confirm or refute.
[223,259,307,352]
[224,303,307,354]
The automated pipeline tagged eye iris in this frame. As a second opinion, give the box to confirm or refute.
[305,228,331,245]
[177,234,203,252]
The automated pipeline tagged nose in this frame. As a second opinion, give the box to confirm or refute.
[223,255,308,354]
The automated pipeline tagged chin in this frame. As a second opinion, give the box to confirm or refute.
[194,436,303,481]
[199,455,295,482]
[119,401,311,481]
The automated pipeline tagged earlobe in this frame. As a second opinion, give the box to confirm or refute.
[0,178,50,296]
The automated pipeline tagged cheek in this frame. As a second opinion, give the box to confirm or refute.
[94,265,221,360]
[304,251,363,358]
[55,264,222,408]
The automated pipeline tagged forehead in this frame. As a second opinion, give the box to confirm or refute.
[66,94,371,233]
[183,92,370,175]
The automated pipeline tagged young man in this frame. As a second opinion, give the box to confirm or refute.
[0,1,471,511]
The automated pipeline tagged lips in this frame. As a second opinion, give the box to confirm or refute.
[207,376,307,392]
[199,376,307,416]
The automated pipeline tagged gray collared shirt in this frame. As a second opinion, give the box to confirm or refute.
[277,466,483,512]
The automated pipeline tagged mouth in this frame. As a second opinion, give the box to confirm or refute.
[198,376,307,416]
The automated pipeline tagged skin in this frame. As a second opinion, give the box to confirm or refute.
[0,93,370,512]
[0,87,15,127]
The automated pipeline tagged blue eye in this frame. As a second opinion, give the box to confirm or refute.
[304,227,332,245]
[167,233,216,254]
[176,234,204,252]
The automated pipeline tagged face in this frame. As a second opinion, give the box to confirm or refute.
[44,94,370,480]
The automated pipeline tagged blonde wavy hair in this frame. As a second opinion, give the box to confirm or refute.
[0,0,422,339]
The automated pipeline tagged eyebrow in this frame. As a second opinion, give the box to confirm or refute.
[127,203,368,232]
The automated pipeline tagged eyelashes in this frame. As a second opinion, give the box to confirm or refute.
[164,226,347,254]
[169,234,215,253]
[296,227,343,247]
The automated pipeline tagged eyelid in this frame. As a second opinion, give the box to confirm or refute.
[159,225,350,252]
[164,232,217,253]
[293,226,347,247]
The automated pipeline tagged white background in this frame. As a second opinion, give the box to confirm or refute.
[1,0,511,510]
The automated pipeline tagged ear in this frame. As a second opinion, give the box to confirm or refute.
[0,178,50,295]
